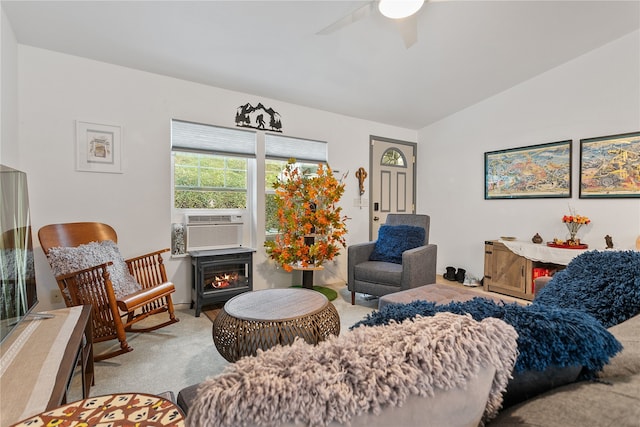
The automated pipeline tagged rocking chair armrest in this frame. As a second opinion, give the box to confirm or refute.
[116,281,175,313]
[124,248,170,265]
[125,248,170,288]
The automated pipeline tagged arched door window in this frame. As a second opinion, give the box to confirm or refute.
[381,148,407,167]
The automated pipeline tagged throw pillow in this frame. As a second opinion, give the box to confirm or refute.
[353,298,623,407]
[186,313,518,427]
[47,240,141,299]
[533,250,640,328]
[369,224,425,264]
[353,297,622,375]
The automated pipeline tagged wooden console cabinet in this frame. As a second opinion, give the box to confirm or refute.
[484,240,562,301]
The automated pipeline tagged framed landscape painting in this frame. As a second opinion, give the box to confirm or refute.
[485,140,572,199]
[580,131,640,198]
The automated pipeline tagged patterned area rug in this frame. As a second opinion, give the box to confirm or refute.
[11,393,184,426]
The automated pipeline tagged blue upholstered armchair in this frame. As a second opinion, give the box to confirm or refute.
[347,214,437,305]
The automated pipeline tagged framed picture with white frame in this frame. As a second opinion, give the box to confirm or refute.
[76,121,122,173]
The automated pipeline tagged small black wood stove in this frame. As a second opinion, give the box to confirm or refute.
[189,247,255,317]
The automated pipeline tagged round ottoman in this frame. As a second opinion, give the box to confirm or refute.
[212,288,340,362]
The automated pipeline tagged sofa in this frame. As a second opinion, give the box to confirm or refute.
[374,249,640,426]
[179,312,519,427]
[490,312,640,426]
[490,249,640,426]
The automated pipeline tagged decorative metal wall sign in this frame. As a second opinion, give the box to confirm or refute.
[235,102,282,132]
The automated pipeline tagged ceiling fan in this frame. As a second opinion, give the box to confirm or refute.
[316,0,429,49]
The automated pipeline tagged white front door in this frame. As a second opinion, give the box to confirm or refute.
[370,137,417,239]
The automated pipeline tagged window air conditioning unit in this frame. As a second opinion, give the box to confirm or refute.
[185,214,244,252]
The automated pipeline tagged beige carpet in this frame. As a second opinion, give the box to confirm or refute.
[65,281,521,402]
[65,283,376,402]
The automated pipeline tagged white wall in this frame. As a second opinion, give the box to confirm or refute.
[12,26,640,312]
[0,6,19,167]
[17,45,416,311]
[419,30,640,280]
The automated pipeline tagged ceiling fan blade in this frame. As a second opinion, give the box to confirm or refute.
[396,14,418,48]
[316,1,376,35]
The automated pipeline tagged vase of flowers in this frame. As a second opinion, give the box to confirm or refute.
[562,211,590,244]
[264,159,348,272]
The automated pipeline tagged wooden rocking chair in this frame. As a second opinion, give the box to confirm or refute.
[38,222,179,361]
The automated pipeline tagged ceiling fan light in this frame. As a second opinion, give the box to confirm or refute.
[378,0,424,19]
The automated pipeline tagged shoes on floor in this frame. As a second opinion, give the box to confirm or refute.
[444,266,466,283]
[444,266,456,281]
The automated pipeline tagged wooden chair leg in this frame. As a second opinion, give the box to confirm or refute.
[124,294,179,333]
[166,294,177,321]
[94,341,133,362]
[351,291,355,305]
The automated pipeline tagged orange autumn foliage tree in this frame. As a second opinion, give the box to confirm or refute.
[264,159,348,272]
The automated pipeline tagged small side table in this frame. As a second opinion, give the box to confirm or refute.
[213,288,340,362]
[9,393,184,427]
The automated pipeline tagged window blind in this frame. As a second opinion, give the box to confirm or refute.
[171,119,256,157]
[265,133,327,163]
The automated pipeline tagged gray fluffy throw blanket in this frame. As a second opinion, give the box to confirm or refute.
[187,313,518,427]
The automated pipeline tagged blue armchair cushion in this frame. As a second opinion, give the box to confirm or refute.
[368,224,425,264]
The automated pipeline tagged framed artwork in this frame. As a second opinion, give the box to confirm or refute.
[485,140,572,199]
[76,121,122,173]
[580,131,640,198]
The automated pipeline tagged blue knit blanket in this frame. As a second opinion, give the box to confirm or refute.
[353,298,622,375]
[533,250,640,328]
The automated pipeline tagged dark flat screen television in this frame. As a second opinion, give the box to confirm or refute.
[0,164,38,343]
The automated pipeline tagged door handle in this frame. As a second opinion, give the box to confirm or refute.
[373,216,380,222]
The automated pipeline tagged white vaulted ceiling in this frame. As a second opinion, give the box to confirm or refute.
[3,1,640,129]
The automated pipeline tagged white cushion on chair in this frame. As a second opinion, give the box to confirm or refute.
[47,240,142,299]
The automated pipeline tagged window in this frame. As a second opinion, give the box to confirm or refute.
[173,152,247,209]
[171,120,256,211]
[265,159,320,234]
[264,134,328,236]
[170,120,328,249]
[381,148,406,167]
